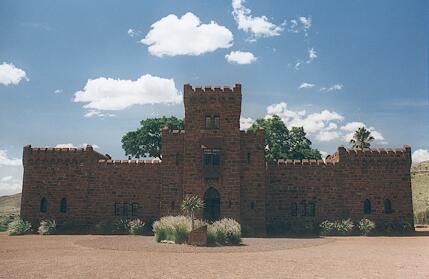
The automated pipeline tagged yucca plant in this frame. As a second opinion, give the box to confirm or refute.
[181,195,204,231]
[350,127,374,148]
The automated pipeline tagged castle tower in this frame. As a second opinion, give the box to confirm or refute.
[182,84,242,221]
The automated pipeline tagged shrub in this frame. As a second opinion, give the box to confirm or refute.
[129,219,145,235]
[153,216,192,244]
[7,218,32,236]
[335,219,354,235]
[357,218,376,235]
[207,225,217,245]
[209,218,241,245]
[38,219,56,235]
[319,220,335,235]
[111,219,130,234]
[384,222,413,234]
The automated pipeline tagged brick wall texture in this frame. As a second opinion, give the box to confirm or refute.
[20,84,414,234]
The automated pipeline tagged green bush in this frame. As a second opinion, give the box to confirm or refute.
[111,219,130,234]
[357,218,376,235]
[384,222,413,234]
[207,225,217,245]
[335,219,354,235]
[153,216,193,244]
[209,218,241,245]
[319,220,335,235]
[38,219,56,235]
[7,218,32,236]
[129,219,145,235]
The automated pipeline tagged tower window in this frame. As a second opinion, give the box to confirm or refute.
[175,153,181,166]
[40,197,47,213]
[213,116,220,129]
[205,116,212,128]
[60,198,67,213]
[203,149,221,166]
[364,199,372,214]
[250,201,255,209]
[204,114,220,129]
[247,153,251,164]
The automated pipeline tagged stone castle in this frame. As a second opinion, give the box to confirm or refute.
[20,83,414,234]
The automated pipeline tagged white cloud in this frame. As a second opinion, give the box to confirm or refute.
[412,149,429,164]
[232,0,285,39]
[240,116,254,130]
[298,82,315,89]
[55,143,100,149]
[294,61,302,70]
[299,16,312,30]
[141,12,233,57]
[0,175,21,196]
[127,28,141,38]
[74,74,182,112]
[307,47,317,63]
[54,89,63,94]
[225,51,257,64]
[84,110,116,118]
[0,149,21,166]
[320,84,343,92]
[265,102,385,144]
[0,62,28,86]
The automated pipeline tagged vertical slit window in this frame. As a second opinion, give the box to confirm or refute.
[114,203,121,216]
[364,199,372,214]
[205,116,212,128]
[123,203,129,217]
[213,116,220,129]
[131,203,139,216]
[384,199,392,214]
[40,197,47,213]
[60,198,67,213]
[308,202,315,217]
[300,201,307,216]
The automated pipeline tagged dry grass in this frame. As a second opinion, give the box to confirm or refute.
[0,233,428,278]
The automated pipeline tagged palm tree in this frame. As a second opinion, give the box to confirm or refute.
[350,127,374,148]
[181,195,204,231]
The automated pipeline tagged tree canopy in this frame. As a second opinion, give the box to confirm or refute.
[350,126,374,148]
[248,115,321,161]
[121,116,184,160]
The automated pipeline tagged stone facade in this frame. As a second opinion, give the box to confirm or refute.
[20,83,414,234]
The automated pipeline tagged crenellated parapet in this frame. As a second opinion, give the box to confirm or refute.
[332,145,411,163]
[274,159,336,167]
[184,83,241,95]
[22,144,108,166]
[97,159,161,167]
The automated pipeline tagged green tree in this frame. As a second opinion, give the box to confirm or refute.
[248,115,321,161]
[181,195,204,231]
[121,116,184,160]
[350,127,374,148]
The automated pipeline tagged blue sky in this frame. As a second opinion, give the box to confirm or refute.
[0,0,428,195]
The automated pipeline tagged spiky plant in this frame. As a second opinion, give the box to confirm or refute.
[181,195,204,231]
[350,127,374,148]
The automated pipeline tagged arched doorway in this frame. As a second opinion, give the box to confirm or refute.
[203,187,220,222]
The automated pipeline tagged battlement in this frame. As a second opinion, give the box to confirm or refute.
[184,83,241,95]
[272,159,336,168]
[332,145,411,162]
[161,128,186,135]
[97,159,161,166]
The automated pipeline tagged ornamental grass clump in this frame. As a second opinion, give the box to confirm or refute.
[153,216,192,244]
[129,219,145,235]
[357,218,376,235]
[335,219,354,235]
[38,219,56,235]
[319,219,354,236]
[209,218,241,245]
[319,220,335,236]
[7,217,32,236]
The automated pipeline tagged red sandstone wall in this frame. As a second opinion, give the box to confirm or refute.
[182,84,242,221]
[266,146,414,231]
[239,129,266,234]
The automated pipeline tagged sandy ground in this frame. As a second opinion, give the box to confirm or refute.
[0,233,428,279]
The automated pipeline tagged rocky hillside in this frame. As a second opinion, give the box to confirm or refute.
[411,161,429,223]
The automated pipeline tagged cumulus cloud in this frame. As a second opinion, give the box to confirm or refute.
[307,48,317,63]
[265,102,385,144]
[141,12,233,57]
[412,149,429,164]
[0,62,28,86]
[0,175,21,196]
[55,143,100,149]
[225,51,257,64]
[0,149,21,166]
[232,0,285,39]
[74,74,182,113]
[299,16,312,30]
[298,82,315,89]
[240,116,254,130]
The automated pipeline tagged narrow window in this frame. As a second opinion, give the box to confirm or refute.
[364,199,371,214]
[60,198,67,213]
[40,197,47,213]
[212,149,220,166]
[308,202,315,217]
[131,203,139,216]
[247,152,251,164]
[205,116,212,128]
[384,199,392,214]
[291,203,298,216]
[175,153,181,166]
[203,149,212,166]
[123,203,129,217]
[250,201,255,209]
[213,115,220,129]
[171,201,175,210]
[114,203,121,216]
[300,201,307,216]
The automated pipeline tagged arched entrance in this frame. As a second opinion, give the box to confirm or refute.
[203,187,220,222]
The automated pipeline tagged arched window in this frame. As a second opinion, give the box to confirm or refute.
[60,198,67,213]
[291,203,298,216]
[363,199,371,214]
[384,199,392,214]
[40,197,47,213]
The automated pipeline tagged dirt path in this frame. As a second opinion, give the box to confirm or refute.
[0,233,428,278]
